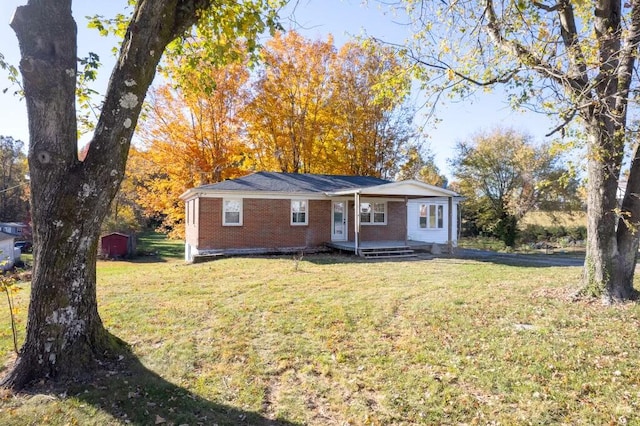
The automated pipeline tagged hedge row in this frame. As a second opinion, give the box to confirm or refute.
[519,224,587,244]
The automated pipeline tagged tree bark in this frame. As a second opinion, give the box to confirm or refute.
[480,0,640,301]
[582,117,639,303]
[579,0,639,303]
[2,0,212,390]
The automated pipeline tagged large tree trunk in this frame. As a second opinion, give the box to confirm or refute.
[2,0,211,390]
[580,0,640,303]
[612,131,640,300]
[582,119,639,303]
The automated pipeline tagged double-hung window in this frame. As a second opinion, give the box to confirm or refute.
[419,204,444,229]
[291,200,308,225]
[223,198,242,226]
[360,201,386,225]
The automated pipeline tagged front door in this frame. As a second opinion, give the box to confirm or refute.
[331,200,347,241]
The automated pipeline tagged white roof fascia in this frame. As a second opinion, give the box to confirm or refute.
[358,180,460,197]
[324,188,361,197]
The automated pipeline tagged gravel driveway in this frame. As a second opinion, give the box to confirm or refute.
[451,248,585,267]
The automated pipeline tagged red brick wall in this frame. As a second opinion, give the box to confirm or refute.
[347,200,406,242]
[192,197,407,251]
[196,198,332,250]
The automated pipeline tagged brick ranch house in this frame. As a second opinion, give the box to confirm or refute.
[180,172,461,261]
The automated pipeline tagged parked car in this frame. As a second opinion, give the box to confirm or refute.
[14,240,32,253]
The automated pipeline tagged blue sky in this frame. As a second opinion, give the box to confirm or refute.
[0,0,554,177]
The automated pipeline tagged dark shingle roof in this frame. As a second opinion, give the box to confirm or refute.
[0,232,15,241]
[196,172,392,193]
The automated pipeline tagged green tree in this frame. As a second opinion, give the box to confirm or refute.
[450,127,571,247]
[0,136,29,222]
[397,144,447,187]
[2,0,281,391]
[395,0,640,301]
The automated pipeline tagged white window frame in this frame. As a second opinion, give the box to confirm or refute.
[419,203,444,230]
[193,199,198,225]
[291,199,308,226]
[222,198,243,226]
[360,200,387,225]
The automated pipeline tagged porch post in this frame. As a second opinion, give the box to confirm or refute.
[448,196,453,253]
[354,192,360,254]
[404,196,409,246]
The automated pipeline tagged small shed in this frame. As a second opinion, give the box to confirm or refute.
[0,232,16,271]
[100,232,135,258]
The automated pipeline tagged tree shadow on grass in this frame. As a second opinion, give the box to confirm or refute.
[67,337,300,426]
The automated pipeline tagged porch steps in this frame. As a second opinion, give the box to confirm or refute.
[358,246,417,259]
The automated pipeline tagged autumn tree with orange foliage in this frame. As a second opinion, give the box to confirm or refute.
[131,31,416,236]
[244,31,335,173]
[245,31,414,178]
[132,56,250,237]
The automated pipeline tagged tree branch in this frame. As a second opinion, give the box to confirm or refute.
[532,1,561,12]
[544,108,576,137]
[557,0,589,84]
[484,0,590,103]
[85,0,213,192]
[372,37,520,87]
[616,0,640,113]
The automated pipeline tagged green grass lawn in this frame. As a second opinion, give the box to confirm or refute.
[1,254,639,424]
[136,231,184,259]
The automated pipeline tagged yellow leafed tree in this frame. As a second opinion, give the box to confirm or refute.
[245,31,414,178]
[133,56,250,238]
[244,31,336,173]
[329,41,413,178]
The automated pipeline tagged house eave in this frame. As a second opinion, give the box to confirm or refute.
[181,188,331,200]
[180,178,462,201]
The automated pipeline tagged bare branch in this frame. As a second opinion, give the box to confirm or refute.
[544,108,576,137]
[557,0,589,84]
[532,1,561,12]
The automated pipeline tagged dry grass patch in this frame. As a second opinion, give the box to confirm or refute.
[0,254,639,424]
[521,211,587,227]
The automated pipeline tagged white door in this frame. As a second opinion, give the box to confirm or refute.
[331,201,347,241]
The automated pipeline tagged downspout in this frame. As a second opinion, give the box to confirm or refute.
[354,191,360,255]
